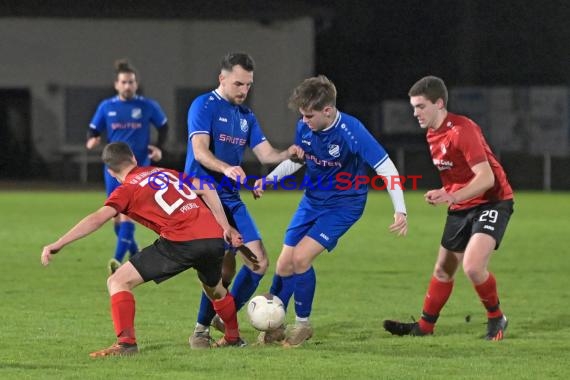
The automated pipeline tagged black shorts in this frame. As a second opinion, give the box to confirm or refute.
[129,237,225,287]
[441,199,514,252]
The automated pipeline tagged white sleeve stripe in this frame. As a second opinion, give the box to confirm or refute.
[189,131,210,139]
[373,155,389,169]
[89,124,97,129]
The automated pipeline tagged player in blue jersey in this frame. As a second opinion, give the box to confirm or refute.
[86,59,168,274]
[184,52,300,348]
[252,75,409,346]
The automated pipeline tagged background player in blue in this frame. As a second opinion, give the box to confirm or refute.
[86,59,168,274]
[252,75,408,346]
[184,52,299,348]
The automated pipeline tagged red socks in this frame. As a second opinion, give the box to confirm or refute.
[419,276,454,333]
[474,272,503,319]
[212,293,239,341]
[111,291,136,345]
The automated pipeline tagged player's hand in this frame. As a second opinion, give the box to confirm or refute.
[223,166,247,184]
[223,227,243,247]
[41,243,62,266]
[252,177,273,199]
[389,212,408,236]
[86,137,101,150]
[424,188,457,206]
[237,245,260,271]
[148,145,163,162]
[288,144,305,163]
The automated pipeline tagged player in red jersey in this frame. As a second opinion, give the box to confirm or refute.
[383,76,514,340]
[41,142,252,357]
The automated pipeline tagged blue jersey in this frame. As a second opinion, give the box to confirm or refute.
[89,95,167,166]
[295,111,388,205]
[184,90,267,197]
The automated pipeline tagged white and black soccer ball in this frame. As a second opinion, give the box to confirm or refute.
[247,294,286,331]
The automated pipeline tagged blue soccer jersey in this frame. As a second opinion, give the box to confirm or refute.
[184,90,267,197]
[294,111,389,205]
[89,95,167,166]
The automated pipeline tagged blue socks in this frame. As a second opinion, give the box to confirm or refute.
[113,221,136,262]
[231,265,263,311]
[271,274,295,311]
[294,266,316,318]
[197,292,216,326]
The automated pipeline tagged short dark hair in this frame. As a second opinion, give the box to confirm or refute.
[102,142,135,172]
[220,52,255,72]
[408,76,448,107]
[114,59,138,80]
[288,75,337,111]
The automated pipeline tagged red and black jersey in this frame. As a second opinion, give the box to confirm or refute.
[105,166,223,241]
[427,113,513,210]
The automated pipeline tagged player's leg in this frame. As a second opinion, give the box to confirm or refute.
[232,239,267,307]
[284,205,363,347]
[92,237,194,357]
[283,236,325,347]
[90,261,144,357]
[271,245,296,309]
[258,201,316,345]
[230,202,268,311]
[464,200,513,340]
[384,209,471,337]
[463,233,508,339]
[195,238,245,347]
[114,214,138,261]
[272,198,316,312]
[202,281,245,347]
[192,201,240,339]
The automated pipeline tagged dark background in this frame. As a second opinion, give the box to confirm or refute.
[312,0,569,106]
[2,0,568,107]
[1,0,569,188]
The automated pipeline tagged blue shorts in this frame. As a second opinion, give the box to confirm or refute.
[284,196,365,251]
[221,194,261,244]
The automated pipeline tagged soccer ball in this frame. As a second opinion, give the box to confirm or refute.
[247,294,286,331]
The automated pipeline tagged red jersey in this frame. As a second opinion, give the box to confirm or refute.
[105,166,223,241]
[426,112,513,210]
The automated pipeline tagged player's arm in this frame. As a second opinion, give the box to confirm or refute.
[86,103,106,150]
[252,158,305,199]
[148,122,169,162]
[426,161,494,205]
[191,178,243,247]
[375,158,408,236]
[251,141,302,164]
[192,134,247,183]
[41,206,117,266]
[86,133,101,150]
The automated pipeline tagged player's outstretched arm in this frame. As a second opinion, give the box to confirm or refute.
[375,157,408,236]
[252,141,304,164]
[192,134,247,183]
[251,158,305,199]
[41,206,117,266]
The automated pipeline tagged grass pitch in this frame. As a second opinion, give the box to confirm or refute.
[0,189,568,379]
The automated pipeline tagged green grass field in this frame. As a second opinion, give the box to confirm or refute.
[1,190,568,379]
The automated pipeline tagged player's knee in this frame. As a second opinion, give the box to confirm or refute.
[462,264,485,284]
[254,254,269,273]
[107,274,127,293]
[291,253,312,273]
[433,265,454,282]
